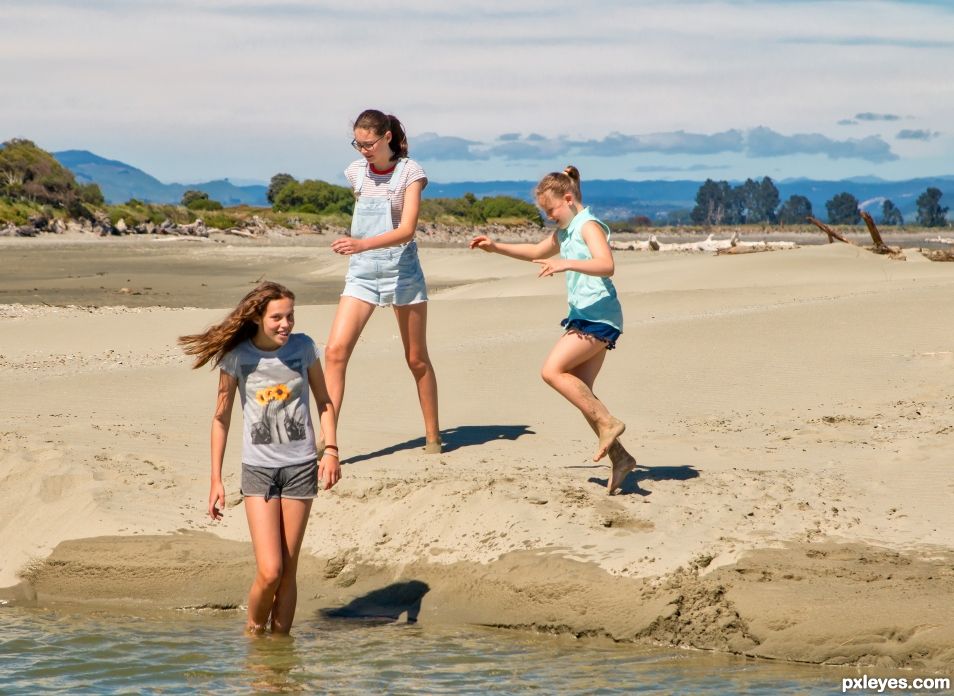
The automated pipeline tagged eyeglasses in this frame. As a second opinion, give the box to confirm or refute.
[351,134,386,151]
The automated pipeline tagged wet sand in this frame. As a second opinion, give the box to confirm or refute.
[0,235,359,307]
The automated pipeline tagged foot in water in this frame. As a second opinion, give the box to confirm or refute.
[608,452,638,495]
[594,417,626,462]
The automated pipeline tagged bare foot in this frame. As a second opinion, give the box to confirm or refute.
[608,453,638,495]
[424,439,443,454]
[594,417,626,461]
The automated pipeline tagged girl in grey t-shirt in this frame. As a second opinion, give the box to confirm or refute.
[179,281,340,634]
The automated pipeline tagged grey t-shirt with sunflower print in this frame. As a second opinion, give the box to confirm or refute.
[220,334,321,468]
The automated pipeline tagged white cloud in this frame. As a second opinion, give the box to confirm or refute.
[0,0,951,182]
[407,128,897,163]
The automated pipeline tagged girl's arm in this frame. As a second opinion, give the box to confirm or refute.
[209,370,238,520]
[469,230,560,262]
[533,221,615,278]
[331,180,424,254]
[308,359,341,490]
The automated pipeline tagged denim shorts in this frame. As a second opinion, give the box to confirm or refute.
[343,241,428,307]
[241,459,318,501]
[561,318,621,350]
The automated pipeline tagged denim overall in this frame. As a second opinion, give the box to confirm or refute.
[342,159,428,306]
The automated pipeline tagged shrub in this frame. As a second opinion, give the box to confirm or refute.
[420,194,541,226]
[273,179,354,216]
[202,212,235,230]
[186,198,224,211]
[79,182,105,206]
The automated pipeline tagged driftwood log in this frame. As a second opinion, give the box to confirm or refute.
[807,214,904,260]
[807,217,854,244]
[859,210,903,257]
[922,249,954,262]
[611,233,796,254]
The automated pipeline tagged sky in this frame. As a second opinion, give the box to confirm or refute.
[2,0,952,186]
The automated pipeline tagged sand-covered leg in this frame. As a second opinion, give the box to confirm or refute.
[541,332,620,459]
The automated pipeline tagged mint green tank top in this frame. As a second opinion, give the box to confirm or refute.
[557,207,623,331]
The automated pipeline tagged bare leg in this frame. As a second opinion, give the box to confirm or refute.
[324,296,376,426]
[541,330,625,462]
[244,496,284,633]
[269,498,313,634]
[568,354,638,494]
[394,302,440,447]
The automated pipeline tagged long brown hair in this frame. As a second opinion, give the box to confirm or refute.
[353,109,409,161]
[534,165,582,202]
[178,281,295,369]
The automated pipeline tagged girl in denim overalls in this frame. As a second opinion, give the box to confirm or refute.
[326,110,441,453]
[469,166,637,494]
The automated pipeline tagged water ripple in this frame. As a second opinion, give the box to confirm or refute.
[1,605,848,694]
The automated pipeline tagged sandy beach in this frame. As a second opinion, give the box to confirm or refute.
[1,234,953,670]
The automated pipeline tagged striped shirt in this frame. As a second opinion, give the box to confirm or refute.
[344,158,428,229]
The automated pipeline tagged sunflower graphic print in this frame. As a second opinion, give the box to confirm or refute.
[220,334,321,468]
[249,379,304,445]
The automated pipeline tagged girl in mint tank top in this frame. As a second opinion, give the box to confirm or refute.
[469,166,638,495]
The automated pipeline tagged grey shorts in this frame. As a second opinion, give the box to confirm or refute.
[342,241,428,307]
[241,459,318,501]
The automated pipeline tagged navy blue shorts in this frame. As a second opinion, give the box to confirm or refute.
[561,318,621,350]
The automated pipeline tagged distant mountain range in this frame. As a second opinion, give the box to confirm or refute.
[54,150,953,222]
[53,150,270,207]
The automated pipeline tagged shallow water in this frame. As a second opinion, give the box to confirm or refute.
[0,605,862,695]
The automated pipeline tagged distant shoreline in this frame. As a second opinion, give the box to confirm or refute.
[2,224,952,249]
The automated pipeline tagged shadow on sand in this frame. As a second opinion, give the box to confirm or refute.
[319,581,430,625]
[587,464,700,496]
[341,424,535,465]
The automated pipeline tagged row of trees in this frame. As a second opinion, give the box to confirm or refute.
[691,177,949,227]
[823,189,947,226]
[691,178,782,225]
[266,174,541,224]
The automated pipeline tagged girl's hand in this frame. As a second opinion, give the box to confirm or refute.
[331,236,366,255]
[318,453,341,490]
[469,235,495,252]
[208,482,225,520]
[533,258,569,277]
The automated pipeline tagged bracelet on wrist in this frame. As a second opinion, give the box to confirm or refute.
[323,450,339,458]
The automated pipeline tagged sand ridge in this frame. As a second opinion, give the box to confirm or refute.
[14,534,954,670]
